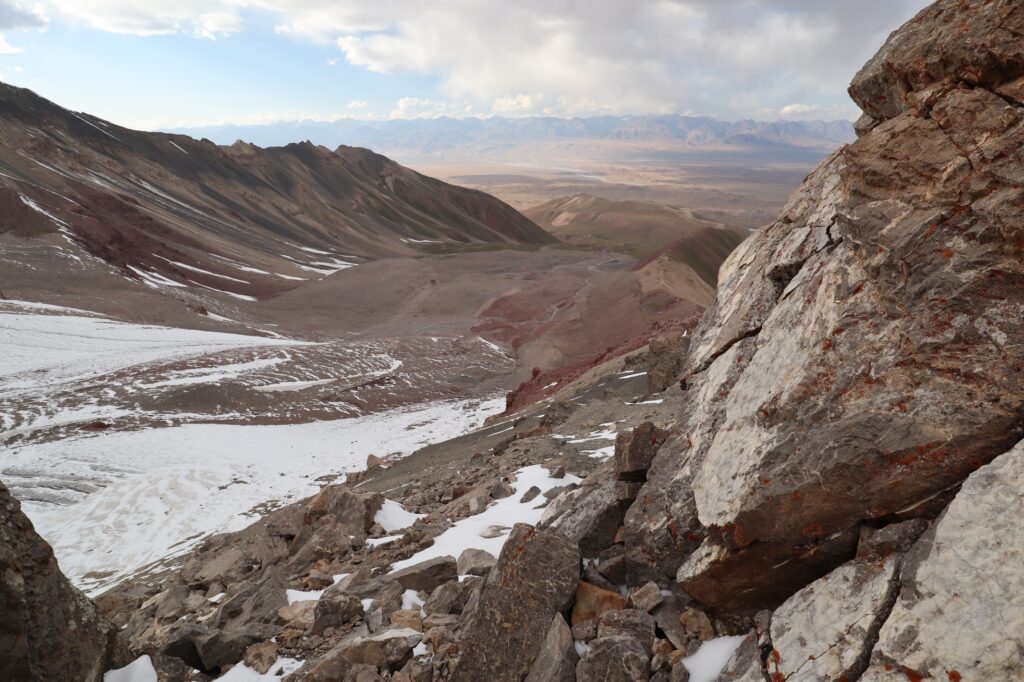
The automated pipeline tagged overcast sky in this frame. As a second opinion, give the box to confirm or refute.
[0,0,931,130]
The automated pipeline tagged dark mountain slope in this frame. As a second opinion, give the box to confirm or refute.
[0,82,553,300]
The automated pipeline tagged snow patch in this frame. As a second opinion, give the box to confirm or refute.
[389,465,580,572]
[682,635,747,682]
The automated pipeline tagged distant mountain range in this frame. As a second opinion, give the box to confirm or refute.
[171,115,856,162]
[0,81,552,301]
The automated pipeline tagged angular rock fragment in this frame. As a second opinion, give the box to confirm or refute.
[456,548,496,577]
[452,524,580,682]
[524,614,578,682]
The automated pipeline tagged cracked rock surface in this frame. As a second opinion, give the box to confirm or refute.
[625,0,1024,610]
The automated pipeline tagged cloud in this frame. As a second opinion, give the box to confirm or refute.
[0,1,46,30]
[36,0,932,119]
[48,1,242,38]
[387,97,464,120]
[347,99,368,110]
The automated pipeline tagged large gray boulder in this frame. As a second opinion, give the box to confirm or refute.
[451,524,580,682]
[862,441,1024,679]
[624,0,1024,608]
[0,481,124,682]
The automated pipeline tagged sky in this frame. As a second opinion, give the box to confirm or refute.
[0,0,932,131]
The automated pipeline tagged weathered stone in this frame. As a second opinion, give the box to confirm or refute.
[865,443,1024,680]
[769,553,900,681]
[645,334,690,393]
[390,556,458,594]
[540,463,627,554]
[313,590,365,634]
[598,609,655,653]
[325,626,423,671]
[717,632,762,682]
[629,582,663,612]
[213,566,287,629]
[614,422,669,482]
[451,524,580,682]
[0,481,123,682]
[676,525,859,612]
[195,623,278,673]
[652,594,693,651]
[524,614,577,682]
[571,580,628,626]
[520,485,542,503]
[849,0,1024,121]
[456,548,496,577]
[575,635,649,682]
[625,0,1024,608]
[423,580,463,615]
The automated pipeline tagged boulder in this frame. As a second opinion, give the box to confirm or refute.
[575,635,650,681]
[0,481,123,682]
[456,548,496,577]
[597,609,655,653]
[423,580,463,615]
[624,0,1024,606]
[451,524,580,682]
[863,442,1024,680]
[676,526,859,613]
[327,626,422,671]
[645,334,690,393]
[540,463,627,554]
[614,422,669,482]
[717,632,763,682]
[195,623,278,673]
[629,582,663,612]
[768,552,901,680]
[312,590,365,634]
[213,566,287,629]
[390,555,458,593]
[524,614,577,682]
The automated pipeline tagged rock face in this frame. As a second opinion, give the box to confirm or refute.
[0,481,123,681]
[863,442,1024,680]
[452,524,580,682]
[626,0,1024,609]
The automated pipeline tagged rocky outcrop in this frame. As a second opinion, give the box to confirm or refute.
[0,481,124,681]
[626,0,1024,611]
[862,442,1024,680]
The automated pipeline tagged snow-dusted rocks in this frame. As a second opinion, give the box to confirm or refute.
[0,481,124,681]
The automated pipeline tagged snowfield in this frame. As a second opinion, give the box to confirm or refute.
[7,395,503,594]
[0,309,303,395]
[0,306,505,595]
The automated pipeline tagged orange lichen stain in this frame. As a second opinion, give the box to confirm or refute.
[942,248,955,259]
[821,338,833,352]
[761,478,772,485]
[790,491,801,502]
[770,649,781,665]
[947,672,962,682]
[770,674,785,682]
[801,523,824,539]
[903,667,924,682]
